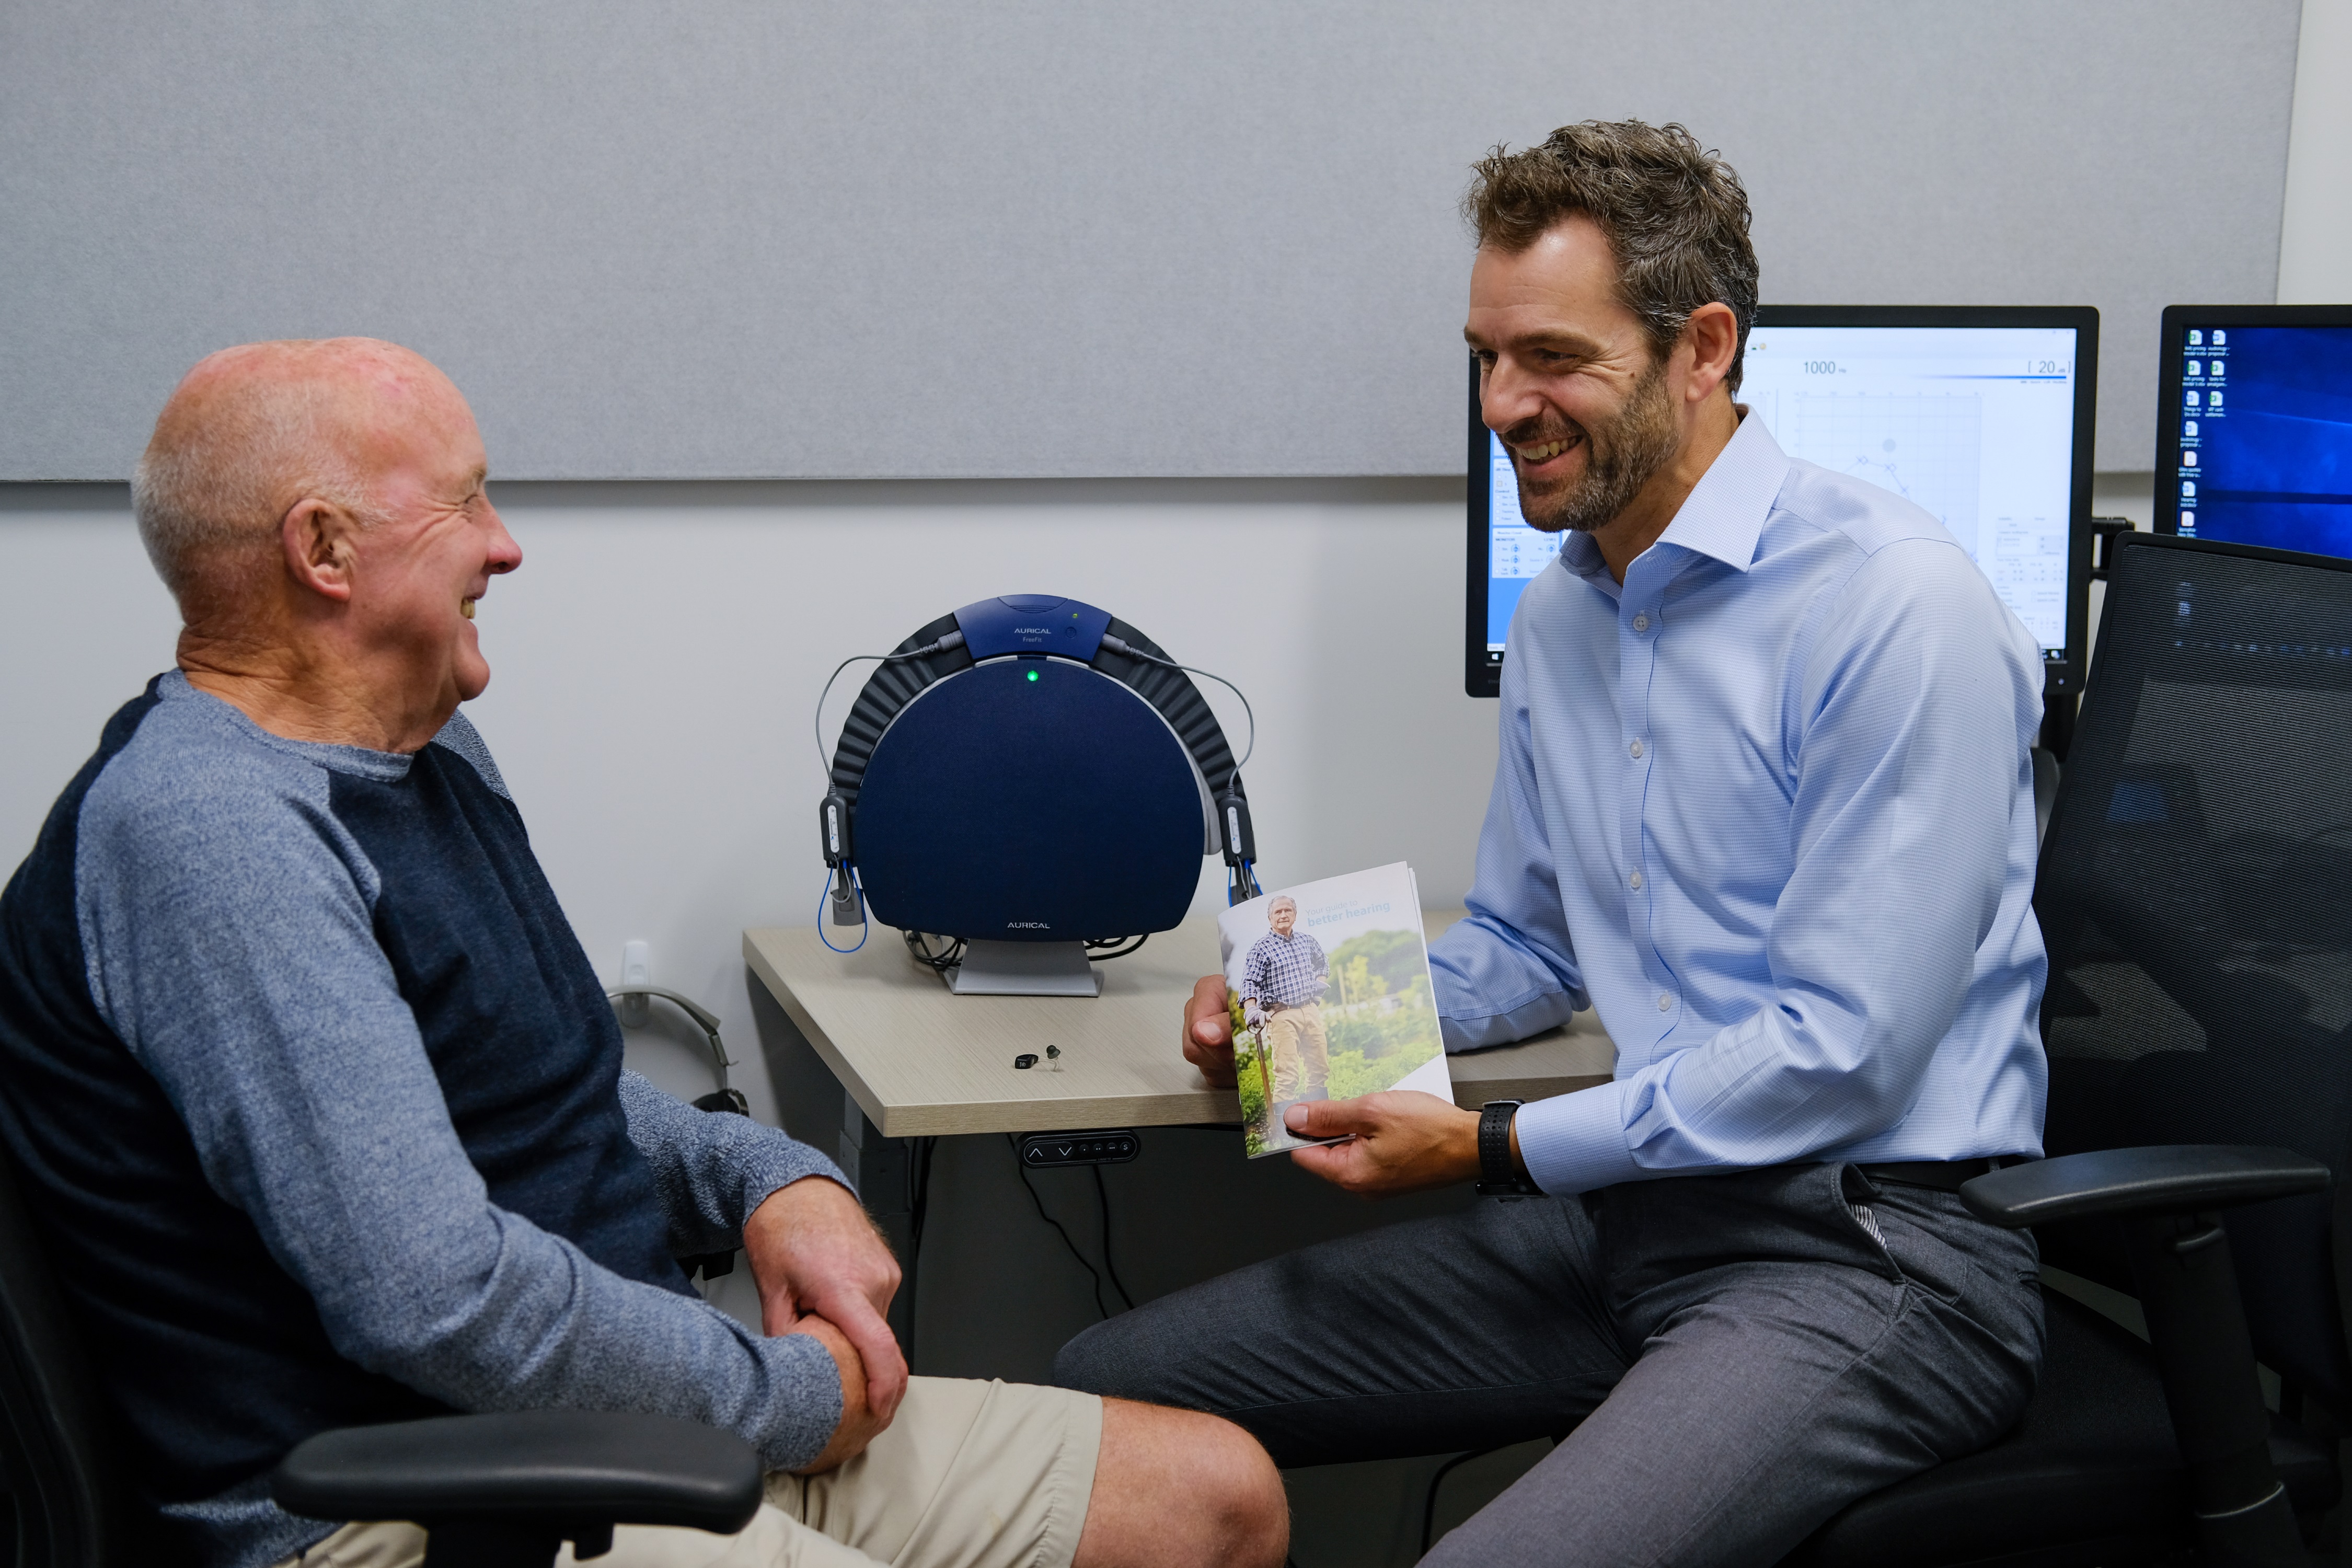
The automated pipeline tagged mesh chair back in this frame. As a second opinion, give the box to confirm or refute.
[0,1146,137,1566]
[2034,531,2352,1417]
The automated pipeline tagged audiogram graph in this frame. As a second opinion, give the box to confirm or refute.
[1775,391,1983,552]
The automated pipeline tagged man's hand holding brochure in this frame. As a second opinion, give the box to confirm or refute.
[1181,861,1532,1195]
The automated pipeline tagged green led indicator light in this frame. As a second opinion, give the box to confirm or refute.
[1026,669,1039,682]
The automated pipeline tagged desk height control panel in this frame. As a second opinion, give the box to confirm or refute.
[1018,1130,1142,1168]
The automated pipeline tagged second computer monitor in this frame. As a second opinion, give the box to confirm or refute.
[1467,305,2098,698]
[2157,304,2352,561]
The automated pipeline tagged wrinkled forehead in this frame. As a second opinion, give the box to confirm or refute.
[1270,897,1297,914]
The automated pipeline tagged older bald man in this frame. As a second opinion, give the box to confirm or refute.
[0,340,1284,1568]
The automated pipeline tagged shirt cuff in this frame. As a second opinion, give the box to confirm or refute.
[1514,1081,1641,1196]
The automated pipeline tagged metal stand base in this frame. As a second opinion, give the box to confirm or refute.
[947,940,1102,997]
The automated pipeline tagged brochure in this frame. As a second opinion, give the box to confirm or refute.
[1216,861,1452,1158]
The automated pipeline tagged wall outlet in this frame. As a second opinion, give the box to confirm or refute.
[619,940,651,1028]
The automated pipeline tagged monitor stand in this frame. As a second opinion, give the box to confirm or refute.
[947,940,1102,997]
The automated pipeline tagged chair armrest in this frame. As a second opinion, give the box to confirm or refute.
[271,1411,763,1534]
[1959,1144,2328,1229]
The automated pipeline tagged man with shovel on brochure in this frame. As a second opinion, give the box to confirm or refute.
[1054,118,2049,1567]
[1240,895,1332,1125]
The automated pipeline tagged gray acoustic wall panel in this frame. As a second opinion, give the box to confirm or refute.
[1,2,2299,480]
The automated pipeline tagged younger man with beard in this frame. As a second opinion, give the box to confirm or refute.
[1055,122,2050,1567]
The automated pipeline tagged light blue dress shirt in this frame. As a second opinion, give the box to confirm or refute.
[1430,413,2049,1196]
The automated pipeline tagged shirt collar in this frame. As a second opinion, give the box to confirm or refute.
[1647,408,1788,573]
[1555,408,1791,584]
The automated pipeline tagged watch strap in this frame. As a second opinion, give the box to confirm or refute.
[1475,1100,1536,1196]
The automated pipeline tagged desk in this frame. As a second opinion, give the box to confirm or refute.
[743,908,1615,1138]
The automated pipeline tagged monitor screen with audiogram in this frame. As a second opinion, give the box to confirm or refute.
[1465,306,2098,699]
[2157,305,2352,562]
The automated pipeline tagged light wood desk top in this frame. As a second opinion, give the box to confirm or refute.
[744,909,1616,1137]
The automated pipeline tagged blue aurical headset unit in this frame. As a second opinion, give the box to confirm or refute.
[816,595,1260,996]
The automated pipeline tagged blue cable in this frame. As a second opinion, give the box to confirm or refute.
[817,867,869,954]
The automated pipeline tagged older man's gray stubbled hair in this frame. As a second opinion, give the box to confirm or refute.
[131,341,388,613]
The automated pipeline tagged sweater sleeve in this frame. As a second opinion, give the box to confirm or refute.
[75,751,843,1471]
[618,1070,850,1259]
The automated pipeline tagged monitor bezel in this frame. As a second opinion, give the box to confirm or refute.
[1465,303,2101,699]
[2153,303,2352,547]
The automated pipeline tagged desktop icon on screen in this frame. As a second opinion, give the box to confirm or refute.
[2187,390,2201,406]
[2212,330,2226,345]
[2210,391,2224,408]
[2188,330,2204,345]
[2187,361,2203,377]
[2183,451,2197,466]
[2182,511,2196,528]
[2185,420,2199,436]
[2183,481,2196,497]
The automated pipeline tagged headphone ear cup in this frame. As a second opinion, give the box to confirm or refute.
[691,1087,750,1117]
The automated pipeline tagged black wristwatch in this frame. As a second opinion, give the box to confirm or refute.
[1474,1100,1541,1197]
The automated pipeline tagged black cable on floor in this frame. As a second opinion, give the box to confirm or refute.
[1421,1445,1506,1555]
[1008,1134,1110,1318]
[1091,1163,1135,1312]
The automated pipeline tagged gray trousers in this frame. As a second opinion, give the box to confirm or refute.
[1053,1162,2043,1566]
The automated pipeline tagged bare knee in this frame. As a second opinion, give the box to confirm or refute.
[1190,1411,1287,1568]
[1076,1398,1288,1568]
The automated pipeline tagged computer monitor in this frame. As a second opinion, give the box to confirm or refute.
[2155,305,2352,560]
[1466,305,2099,699]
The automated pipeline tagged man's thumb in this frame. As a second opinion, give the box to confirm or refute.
[1284,1097,1364,1138]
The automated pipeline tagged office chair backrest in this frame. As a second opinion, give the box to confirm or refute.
[0,1146,138,1566]
[2034,530,2352,1420]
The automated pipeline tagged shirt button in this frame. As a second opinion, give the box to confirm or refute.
[1657,993,1674,1012]
[1629,739,1644,759]
[1628,870,1644,891]
[1632,613,1651,633]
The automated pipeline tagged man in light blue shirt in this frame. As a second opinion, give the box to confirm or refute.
[1057,120,2048,1566]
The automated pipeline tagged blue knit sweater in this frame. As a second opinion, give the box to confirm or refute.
[0,673,845,1567]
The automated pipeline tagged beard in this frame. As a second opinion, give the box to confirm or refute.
[1508,355,1681,534]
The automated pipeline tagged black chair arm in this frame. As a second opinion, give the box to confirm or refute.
[1958,1145,2329,1229]
[1959,1144,2328,1565]
[272,1411,763,1539]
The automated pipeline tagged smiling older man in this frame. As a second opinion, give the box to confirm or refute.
[0,339,1284,1568]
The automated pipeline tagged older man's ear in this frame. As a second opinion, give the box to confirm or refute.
[280,497,363,605]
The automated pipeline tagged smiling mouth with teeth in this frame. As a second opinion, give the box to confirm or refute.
[1515,435,1581,463]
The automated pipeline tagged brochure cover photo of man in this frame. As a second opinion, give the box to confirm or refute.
[1217,862,1450,1158]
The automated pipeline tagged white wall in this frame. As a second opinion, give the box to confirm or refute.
[2278,0,2352,304]
[0,479,1493,1123]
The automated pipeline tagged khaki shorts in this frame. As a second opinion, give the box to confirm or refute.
[280,1378,1103,1568]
